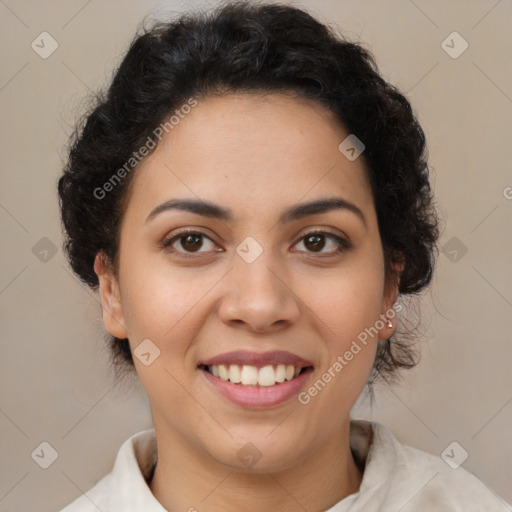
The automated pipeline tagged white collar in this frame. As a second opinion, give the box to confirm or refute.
[106,419,387,511]
[91,419,509,511]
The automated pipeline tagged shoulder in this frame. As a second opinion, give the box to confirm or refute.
[56,429,157,512]
[351,420,511,511]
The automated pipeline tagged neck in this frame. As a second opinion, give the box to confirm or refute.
[149,418,363,512]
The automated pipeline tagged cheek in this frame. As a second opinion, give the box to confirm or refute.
[305,263,385,341]
[120,258,209,339]
[299,258,384,402]
[297,271,381,426]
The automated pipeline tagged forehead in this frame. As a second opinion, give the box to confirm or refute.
[124,92,374,223]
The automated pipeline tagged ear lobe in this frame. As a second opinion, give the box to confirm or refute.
[94,252,128,339]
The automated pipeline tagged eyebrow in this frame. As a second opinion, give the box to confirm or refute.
[145,197,367,228]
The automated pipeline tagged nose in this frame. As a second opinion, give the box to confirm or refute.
[217,254,300,334]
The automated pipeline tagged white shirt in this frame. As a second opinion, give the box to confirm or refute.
[58,419,511,511]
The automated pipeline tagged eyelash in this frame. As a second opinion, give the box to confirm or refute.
[160,228,351,259]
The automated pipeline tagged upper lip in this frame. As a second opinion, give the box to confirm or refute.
[200,350,313,368]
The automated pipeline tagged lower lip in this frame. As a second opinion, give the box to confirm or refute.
[200,367,313,408]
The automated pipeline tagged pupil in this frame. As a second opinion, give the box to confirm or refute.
[306,234,324,251]
[182,234,202,252]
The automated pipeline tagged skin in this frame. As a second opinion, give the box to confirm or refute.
[94,92,400,512]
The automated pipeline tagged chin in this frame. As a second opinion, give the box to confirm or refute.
[206,434,307,474]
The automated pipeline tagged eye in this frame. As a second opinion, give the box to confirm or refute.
[161,229,219,257]
[161,228,351,259]
[292,230,350,256]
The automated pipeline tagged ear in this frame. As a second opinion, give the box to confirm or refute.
[378,261,404,340]
[94,252,128,339]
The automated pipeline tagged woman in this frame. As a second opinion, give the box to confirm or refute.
[57,2,510,510]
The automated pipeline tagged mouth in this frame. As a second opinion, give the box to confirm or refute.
[198,350,314,408]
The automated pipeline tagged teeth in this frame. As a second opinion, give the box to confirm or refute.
[208,364,304,386]
[258,365,276,387]
[275,364,286,382]
[228,364,241,383]
[218,364,228,381]
[240,365,259,385]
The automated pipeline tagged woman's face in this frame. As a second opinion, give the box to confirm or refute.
[96,92,398,472]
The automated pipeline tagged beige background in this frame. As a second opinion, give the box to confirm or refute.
[1,0,511,510]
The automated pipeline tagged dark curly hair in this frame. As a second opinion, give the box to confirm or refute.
[58,1,439,388]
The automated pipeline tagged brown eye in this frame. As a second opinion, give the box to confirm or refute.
[293,231,350,256]
[162,230,219,256]
[303,234,326,252]
[180,233,203,252]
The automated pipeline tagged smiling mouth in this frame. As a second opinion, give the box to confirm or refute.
[199,363,312,387]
